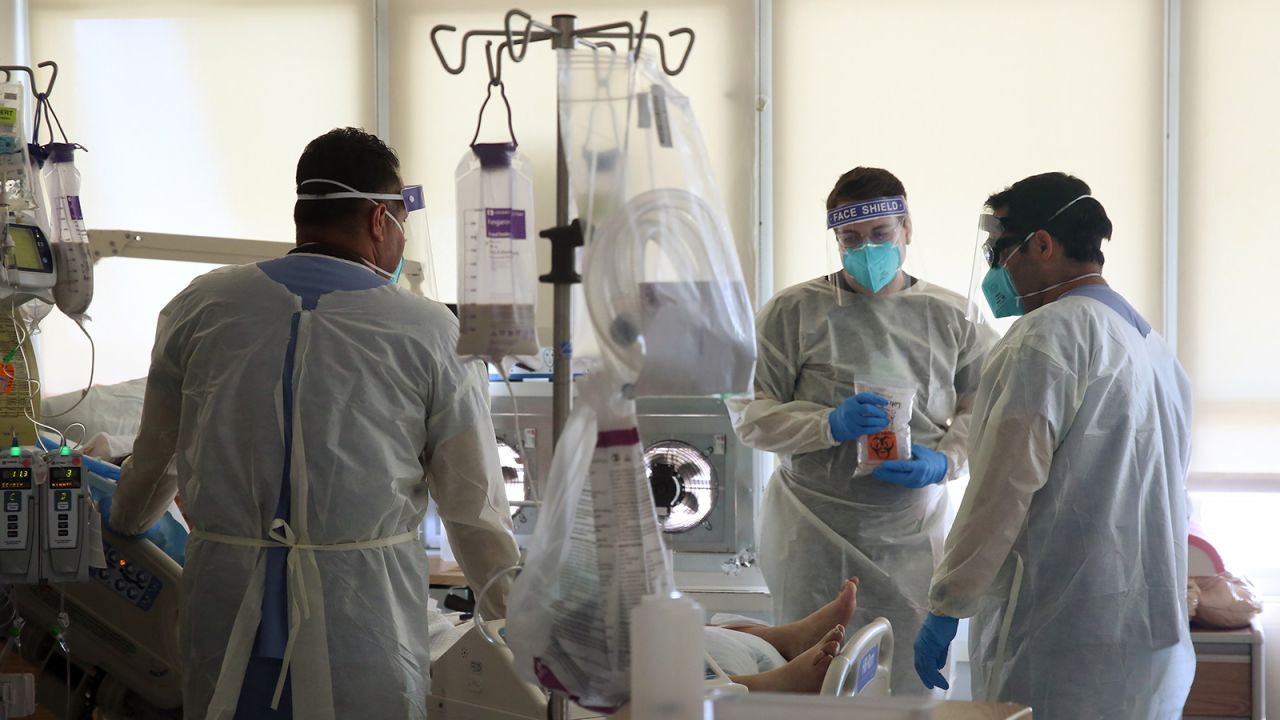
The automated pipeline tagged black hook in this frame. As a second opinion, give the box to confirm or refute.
[430,25,468,75]
[666,29,696,75]
[504,9,537,64]
[640,29,696,76]
[574,19,635,52]
[633,11,650,61]
[0,65,36,93]
[470,49,518,149]
[36,61,57,99]
[485,41,501,85]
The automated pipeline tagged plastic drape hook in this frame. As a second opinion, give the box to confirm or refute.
[538,219,584,286]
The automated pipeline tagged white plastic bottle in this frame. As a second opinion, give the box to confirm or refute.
[454,142,539,366]
[630,591,705,720]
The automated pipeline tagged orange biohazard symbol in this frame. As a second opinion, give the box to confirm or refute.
[867,431,900,461]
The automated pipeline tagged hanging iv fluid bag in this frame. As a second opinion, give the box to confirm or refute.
[455,143,540,367]
[41,143,94,317]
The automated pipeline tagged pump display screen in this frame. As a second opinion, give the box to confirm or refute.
[49,466,81,489]
[3,224,52,273]
[0,467,33,490]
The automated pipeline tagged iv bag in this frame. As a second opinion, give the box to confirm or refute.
[42,143,94,317]
[0,82,38,212]
[454,143,540,368]
[558,49,756,396]
[506,371,674,713]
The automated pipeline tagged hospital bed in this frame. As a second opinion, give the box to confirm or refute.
[12,527,183,718]
[428,612,952,719]
[86,230,431,295]
[430,614,1030,720]
[6,449,184,719]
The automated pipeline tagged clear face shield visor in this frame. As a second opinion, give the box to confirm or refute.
[296,180,439,297]
[965,194,1095,323]
[965,212,1010,324]
[826,195,909,296]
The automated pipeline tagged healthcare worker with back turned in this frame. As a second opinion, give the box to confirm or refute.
[109,127,521,720]
[729,167,997,695]
[915,172,1195,718]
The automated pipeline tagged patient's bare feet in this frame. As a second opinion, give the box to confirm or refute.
[731,624,845,694]
[728,577,858,661]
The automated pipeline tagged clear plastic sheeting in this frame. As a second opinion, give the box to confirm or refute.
[557,49,754,395]
[588,189,754,395]
[506,372,675,713]
[0,82,37,212]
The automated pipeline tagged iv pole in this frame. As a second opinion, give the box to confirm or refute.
[430,8,695,450]
[430,11,695,720]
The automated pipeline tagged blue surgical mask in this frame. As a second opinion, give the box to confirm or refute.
[842,242,902,293]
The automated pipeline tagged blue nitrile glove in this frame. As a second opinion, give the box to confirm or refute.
[829,392,889,442]
[873,444,949,488]
[914,612,959,690]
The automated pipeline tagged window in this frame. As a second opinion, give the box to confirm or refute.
[1179,0,1280,475]
[28,0,373,393]
[773,0,1165,329]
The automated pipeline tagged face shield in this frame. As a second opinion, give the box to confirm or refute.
[296,180,437,296]
[827,195,909,294]
[966,194,1096,323]
[965,212,1010,323]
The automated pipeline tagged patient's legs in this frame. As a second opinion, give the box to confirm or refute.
[726,576,858,662]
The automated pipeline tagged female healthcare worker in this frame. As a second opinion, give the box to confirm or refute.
[728,167,998,694]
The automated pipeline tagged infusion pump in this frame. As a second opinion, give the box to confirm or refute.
[0,222,56,305]
[0,444,101,585]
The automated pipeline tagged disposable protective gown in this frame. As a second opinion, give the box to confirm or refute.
[929,294,1195,719]
[111,254,520,719]
[728,273,996,695]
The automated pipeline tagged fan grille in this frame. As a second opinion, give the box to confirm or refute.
[644,440,717,533]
